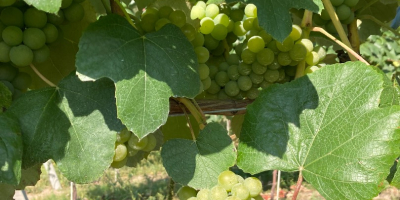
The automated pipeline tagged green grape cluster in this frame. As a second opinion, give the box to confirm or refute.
[177,170,264,200]
[110,127,158,168]
[0,63,31,100]
[0,0,85,67]
[313,0,359,34]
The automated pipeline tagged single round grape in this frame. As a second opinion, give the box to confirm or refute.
[195,46,209,64]
[225,81,240,97]
[0,64,17,81]
[249,72,263,84]
[110,157,127,169]
[289,43,308,62]
[116,127,132,143]
[203,35,218,50]
[314,46,327,62]
[2,26,23,46]
[256,48,274,66]
[24,8,47,28]
[0,7,24,28]
[217,62,228,71]
[233,21,246,36]
[313,13,328,26]
[320,9,330,21]
[295,38,313,55]
[241,48,256,64]
[266,40,280,54]
[252,61,267,75]
[226,54,240,65]
[9,45,33,67]
[289,24,302,41]
[142,7,158,17]
[243,17,255,31]
[1,80,15,94]
[190,5,205,20]
[0,42,11,63]
[238,76,252,91]
[0,0,16,6]
[230,9,244,22]
[276,36,294,52]
[63,2,85,23]
[215,71,229,87]
[238,62,252,76]
[325,21,337,34]
[289,60,299,67]
[41,23,59,44]
[214,13,229,27]
[206,80,221,94]
[128,134,148,150]
[169,10,186,28]
[226,32,237,44]
[247,36,265,53]
[243,177,262,197]
[181,23,196,41]
[336,4,351,20]
[201,76,211,90]
[191,32,204,47]
[219,4,231,15]
[209,64,218,78]
[244,3,257,18]
[344,0,359,7]
[154,18,170,31]
[23,28,46,49]
[33,45,50,63]
[141,11,159,33]
[245,87,260,99]
[331,0,344,6]
[278,68,286,81]
[218,170,238,191]
[198,63,210,80]
[227,65,240,80]
[195,1,206,9]
[211,24,227,40]
[217,89,230,100]
[47,10,65,25]
[231,183,250,199]
[205,4,219,18]
[127,145,138,157]
[260,80,272,89]
[277,52,292,66]
[257,30,272,45]
[305,51,320,66]
[227,20,234,32]
[200,17,214,34]
[268,59,281,70]
[113,143,128,162]
[264,69,280,82]
[177,186,197,200]
[305,65,320,74]
[142,134,157,152]
[61,0,73,9]
[210,185,228,200]
[158,6,173,18]
[341,12,354,24]
[11,72,32,91]
[196,189,210,200]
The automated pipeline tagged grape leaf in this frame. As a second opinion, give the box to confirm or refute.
[8,74,123,183]
[23,0,62,14]
[0,113,22,185]
[76,14,201,139]
[161,123,236,189]
[237,62,400,200]
[0,82,12,113]
[390,161,400,188]
[161,116,200,142]
[226,0,319,42]
[356,0,397,22]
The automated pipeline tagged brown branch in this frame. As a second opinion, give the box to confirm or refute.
[270,170,278,200]
[110,0,124,16]
[292,172,303,200]
[169,99,254,116]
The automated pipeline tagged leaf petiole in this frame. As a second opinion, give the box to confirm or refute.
[29,63,57,88]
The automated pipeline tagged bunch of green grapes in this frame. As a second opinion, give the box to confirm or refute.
[313,0,359,34]
[110,127,158,168]
[176,170,264,200]
[0,0,85,67]
[0,63,31,100]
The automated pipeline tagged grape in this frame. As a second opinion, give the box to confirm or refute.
[289,43,308,62]
[230,9,244,22]
[289,25,302,41]
[295,38,313,55]
[325,21,337,34]
[233,21,246,36]
[195,47,209,63]
[278,69,286,81]
[210,185,228,200]
[215,71,229,87]
[61,0,73,9]
[320,9,330,21]
[314,46,326,62]
[231,183,250,200]
[289,60,299,66]
[276,37,294,52]
[227,65,239,80]
[9,45,33,67]
[127,145,138,157]
[225,81,240,97]
[243,17,255,30]
[47,10,65,25]
[305,51,320,66]
[206,80,221,94]
[256,48,274,66]
[113,143,128,162]
[245,29,258,41]
[141,11,159,33]
[260,80,272,89]
[209,64,218,78]
[11,72,32,91]
[217,90,230,100]
[191,32,204,47]
[257,30,272,45]
[116,128,131,143]
[0,0,16,6]
[227,54,240,65]
[246,87,259,99]
[200,17,214,34]
[169,10,186,28]
[344,0,359,7]
[41,23,59,44]
[214,13,230,27]
[341,12,354,24]
[128,134,148,150]
[249,72,263,84]
[187,197,197,200]
[191,5,205,20]
[23,28,46,49]
[201,76,211,90]
[195,1,206,9]
[64,2,85,22]
[0,64,17,81]
[33,45,50,63]
[331,0,345,6]
[219,4,231,15]
[2,26,23,46]
[1,80,14,94]
[247,36,265,53]
[205,4,219,18]
[243,177,262,197]
[268,59,281,70]
[110,157,127,169]
[155,18,171,31]
[238,63,252,76]
[218,170,238,191]
[266,41,280,56]
[204,34,219,50]
[237,175,245,183]
[1,7,24,28]
[181,23,196,41]
[305,65,320,74]
[336,4,351,20]
[0,42,11,63]
[24,8,47,28]
[211,24,227,40]
[158,6,173,18]
[226,196,241,200]
[241,48,256,64]
[196,189,210,200]
[177,186,197,200]
[313,13,328,26]
[198,63,210,80]
[142,134,157,151]
[227,20,234,32]
[244,4,257,18]
[277,52,292,66]
[251,61,267,75]
[264,69,280,82]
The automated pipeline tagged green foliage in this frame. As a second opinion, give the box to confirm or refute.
[0,82,12,112]
[23,0,62,14]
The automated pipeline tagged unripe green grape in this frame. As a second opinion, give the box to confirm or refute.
[0,42,11,62]
[320,9,330,21]
[0,64,17,81]
[181,23,196,41]
[177,186,197,200]
[278,69,286,81]
[325,21,337,34]
[61,0,73,9]
[0,7,24,28]
[249,72,263,84]
[336,4,351,20]
[2,26,23,46]
[213,13,229,27]
[196,189,210,200]
[210,185,228,200]
[128,134,148,150]
[155,18,171,31]
[198,63,210,80]
[277,52,292,66]
[24,8,47,28]
[245,29,258,41]
[33,45,50,63]
[219,4,231,15]
[331,0,344,6]
[251,61,267,75]
[264,69,279,82]
[237,175,244,183]
[211,24,227,40]
[191,32,204,47]
[195,46,209,63]
[23,28,46,49]
[289,24,302,41]
[227,54,240,65]
[238,76,252,91]
[305,51,320,66]
[257,30,272,45]
[243,17,255,30]
[243,177,262,197]
[227,20,234,32]
[305,65,319,74]
[226,196,241,200]
[266,41,280,55]
[42,23,59,44]
[230,9,244,22]
[233,21,246,36]
[205,4,219,18]
[127,145,138,157]
[344,0,359,7]
[289,43,308,62]
[195,1,206,9]
[47,10,65,25]
[200,17,214,34]
[256,48,274,66]
[204,34,219,50]
[231,183,250,200]
[217,89,230,100]
[245,87,259,99]
[218,170,238,191]
[209,64,218,78]
[295,38,313,55]
[314,46,326,62]
[260,80,272,89]
[169,10,186,28]
[10,45,33,67]
[142,134,157,151]
[201,76,211,90]
[247,36,264,53]
[158,6,173,18]
[141,12,159,33]
[187,197,197,200]
[0,0,16,6]
[1,80,14,94]
[113,143,128,162]
[11,72,31,90]
[341,12,354,24]
[215,71,229,87]
[289,60,299,67]
[116,127,131,143]
[244,3,257,18]
[227,65,240,80]
[238,62,252,76]
[234,43,244,57]
[143,7,158,17]
[206,80,220,94]
[268,59,281,70]
[110,157,127,169]
[190,5,205,20]
[313,13,328,26]
[276,36,294,52]
[225,81,240,97]
[241,48,256,64]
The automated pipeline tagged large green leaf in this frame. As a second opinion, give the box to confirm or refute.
[8,74,123,183]
[226,0,319,42]
[0,82,12,113]
[76,14,201,139]
[161,116,200,142]
[23,0,62,14]
[356,0,397,22]
[161,123,236,189]
[0,113,22,185]
[237,62,400,200]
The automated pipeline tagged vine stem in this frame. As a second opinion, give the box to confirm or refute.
[190,99,207,124]
[292,171,303,200]
[312,27,370,65]
[295,61,306,79]
[321,0,357,61]
[29,63,57,87]
[347,20,360,53]
[300,10,313,29]
[113,0,139,30]
[101,0,111,14]
[167,178,175,200]
[179,103,196,141]
[358,15,400,37]
[175,97,206,130]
